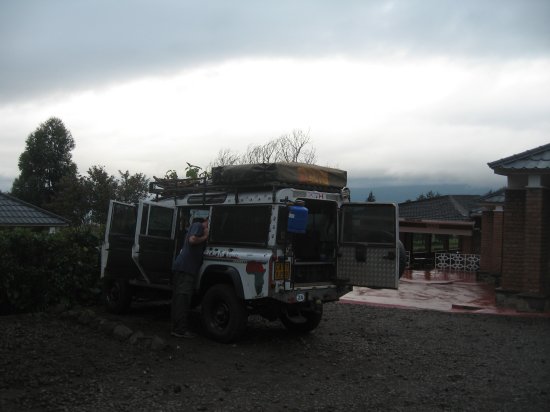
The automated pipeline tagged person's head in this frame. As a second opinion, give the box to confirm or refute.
[202,216,209,229]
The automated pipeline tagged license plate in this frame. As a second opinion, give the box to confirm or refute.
[274,262,291,280]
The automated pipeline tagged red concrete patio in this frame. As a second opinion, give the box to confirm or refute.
[341,269,550,317]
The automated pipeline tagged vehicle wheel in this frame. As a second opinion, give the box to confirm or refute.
[280,304,323,333]
[398,240,407,278]
[201,284,247,343]
[103,277,132,314]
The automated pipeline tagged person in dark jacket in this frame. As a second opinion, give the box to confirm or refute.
[171,217,209,338]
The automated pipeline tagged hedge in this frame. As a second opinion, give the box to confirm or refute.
[0,227,102,314]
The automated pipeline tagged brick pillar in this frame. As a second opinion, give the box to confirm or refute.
[501,189,525,291]
[480,210,493,273]
[524,187,550,295]
[492,210,503,275]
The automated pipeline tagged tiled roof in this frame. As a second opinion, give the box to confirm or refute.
[488,143,550,175]
[0,192,69,227]
[398,195,482,221]
[478,188,505,205]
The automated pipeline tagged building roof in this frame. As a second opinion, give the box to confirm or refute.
[478,188,506,205]
[398,195,482,222]
[0,192,69,227]
[488,143,550,175]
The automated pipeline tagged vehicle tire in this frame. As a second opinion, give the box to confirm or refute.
[201,284,247,343]
[398,240,407,278]
[103,277,132,314]
[280,304,323,334]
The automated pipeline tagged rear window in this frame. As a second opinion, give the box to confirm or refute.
[342,204,396,244]
[210,205,271,246]
[110,203,136,235]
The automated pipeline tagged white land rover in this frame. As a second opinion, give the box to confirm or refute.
[101,163,404,342]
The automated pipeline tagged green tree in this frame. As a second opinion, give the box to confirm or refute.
[45,173,88,225]
[84,165,118,225]
[11,117,77,207]
[116,170,149,203]
[416,191,441,201]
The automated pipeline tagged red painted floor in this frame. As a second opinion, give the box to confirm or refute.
[341,269,550,317]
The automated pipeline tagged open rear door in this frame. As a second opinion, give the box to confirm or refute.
[101,200,139,279]
[132,201,177,285]
[337,203,399,289]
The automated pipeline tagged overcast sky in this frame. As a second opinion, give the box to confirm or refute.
[1,0,549,192]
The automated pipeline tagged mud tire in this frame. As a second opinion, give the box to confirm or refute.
[201,284,248,343]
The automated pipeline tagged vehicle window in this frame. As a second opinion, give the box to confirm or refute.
[110,203,136,235]
[210,205,271,246]
[342,204,395,244]
[147,206,174,238]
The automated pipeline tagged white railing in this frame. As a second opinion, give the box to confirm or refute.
[435,252,480,272]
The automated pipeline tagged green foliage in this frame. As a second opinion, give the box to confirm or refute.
[45,173,89,226]
[185,162,201,179]
[84,165,118,225]
[416,191,441,201]
[116,170,149,203]
[11,117,77,208]
[0,227,101,314]
[164,169,179,179]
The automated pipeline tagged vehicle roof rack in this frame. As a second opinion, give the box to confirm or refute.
[149,163,348,200]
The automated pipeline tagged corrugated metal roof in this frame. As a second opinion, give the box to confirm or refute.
[488,143,550,174]
[0,192,69,227]
[398,195,481,221]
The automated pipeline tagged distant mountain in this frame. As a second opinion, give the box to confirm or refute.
[348,184,496,203]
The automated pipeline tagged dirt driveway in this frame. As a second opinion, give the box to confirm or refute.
[1,301,549,411]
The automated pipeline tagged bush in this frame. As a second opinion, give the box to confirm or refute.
[0,227,101,314]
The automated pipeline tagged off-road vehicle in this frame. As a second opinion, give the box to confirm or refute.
[101,163,404,342]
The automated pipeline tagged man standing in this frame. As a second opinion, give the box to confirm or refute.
[171,217,209,338]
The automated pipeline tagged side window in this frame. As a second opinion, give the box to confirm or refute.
[147,206,174,238]
[210,205,271,246]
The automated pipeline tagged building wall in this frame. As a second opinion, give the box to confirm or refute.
[501,187,550,296]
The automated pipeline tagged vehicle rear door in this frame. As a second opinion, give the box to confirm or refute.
[101,200,140,279]
[337,203,399,289]
[133,201,177,285]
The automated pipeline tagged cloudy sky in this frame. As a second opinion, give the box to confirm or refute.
[1,0,549,192]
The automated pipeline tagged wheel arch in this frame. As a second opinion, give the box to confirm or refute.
[199,264,245,299]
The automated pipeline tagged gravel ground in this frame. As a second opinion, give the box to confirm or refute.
[1,302,549,411]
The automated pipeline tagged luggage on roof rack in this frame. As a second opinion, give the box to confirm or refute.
[211,162,347,189]
[149,163,348,198]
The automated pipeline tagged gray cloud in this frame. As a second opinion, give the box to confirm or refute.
[1,0,549,103]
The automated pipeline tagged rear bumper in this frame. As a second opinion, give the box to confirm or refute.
[272,283,351,304]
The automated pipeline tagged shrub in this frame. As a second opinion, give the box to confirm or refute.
[0,227,101,314]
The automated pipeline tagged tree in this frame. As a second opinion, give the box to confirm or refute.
[277,129,316,163]
[84,165,118,225]
[367,191,376,202]
[45,173,89,226]
[210,129,317,167]
[209,148,240,168]
[11,117,77,207]
[116,170,149,204]
[416,191,441,201]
